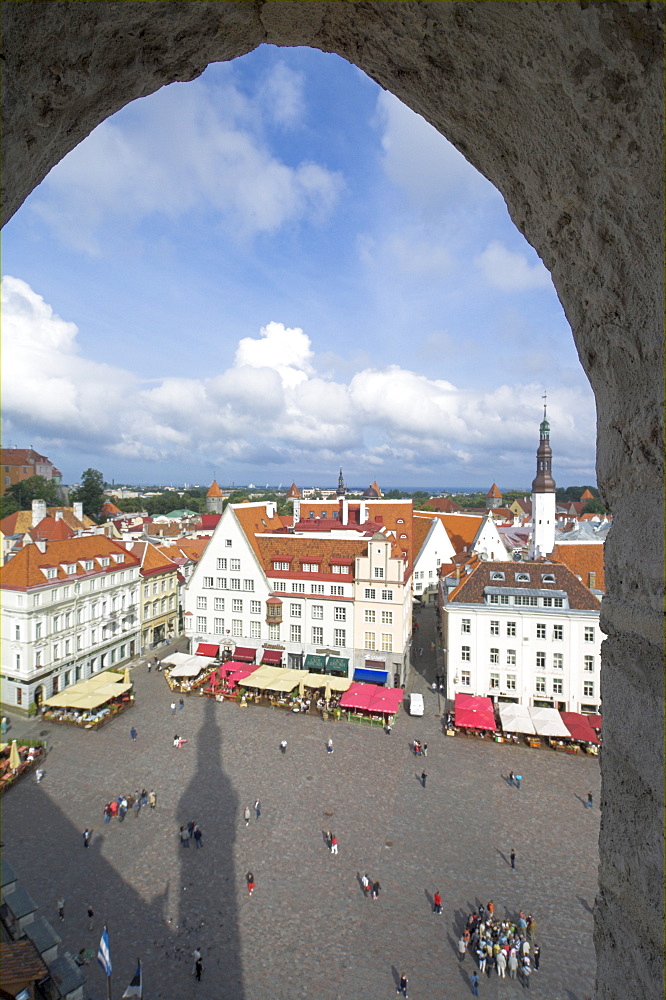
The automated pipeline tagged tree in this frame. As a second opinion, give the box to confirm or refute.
[72,468,106,520]
[3,475,59,511]
[583,498,607,515]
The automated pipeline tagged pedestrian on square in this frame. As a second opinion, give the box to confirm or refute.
[57,897,65,921]
[371,880,381,900]
[148,790,156,809]
[521,957,531,989]
[87,904,94,931]
[192,947,202,975]
[418,647,423,656]
[508,951,519,979]
[496,950,507,978]
[130,727,137,741]
[103,803,112,824]
[280,739,287,754]
[508,771,514,786]
[180,825,190,847]
[586,791,593,808]
[246,872,254,895]
[187,820,195,838]
[193,824,203,848]
[327,738,333,754]
[140,789,148,806]
[487,900,494,918]
[254,799,261,819]
[82,828,92,848]
[423,742,428,757]
[330,833,338,855]
[243,806,251,827]
[170,702,176,715]
[433,890,442,914]
[194,956,203,981]
[421,770,427,788]
[526,916,537,942]
[133,798,140,818]
[154,656,159,670]
[397,972,409,997]
[179,698,184,710]
[457,936,467,961]
[147,660,152,673]
[361,873,370,896]
[515,773,523,789]
[471,970,480,995]
[510,849,516,870]
[533,944,541,970]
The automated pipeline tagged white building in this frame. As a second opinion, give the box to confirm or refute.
[412,515,456,603]
[0,536,142,712]
[441,559,602,713]
[184,498,414,684]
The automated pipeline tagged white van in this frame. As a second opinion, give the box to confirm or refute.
[409,692,424,716]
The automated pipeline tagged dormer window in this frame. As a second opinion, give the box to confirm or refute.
[44,567,57,580]
[84,560,94,571]
[99,557,110,567]
[66,563,77,575]
[515,572,531,582]
[113,553,125,564]
[490,571,505,581]
[541,573,556,583]
[302,563,320,573]
[273,561,289,571]
[397,518,404,524]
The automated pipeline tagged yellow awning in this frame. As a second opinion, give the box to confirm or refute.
[43,671,132,709]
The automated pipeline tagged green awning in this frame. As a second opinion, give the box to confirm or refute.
[304,654,327,672]
[326,656,349,675]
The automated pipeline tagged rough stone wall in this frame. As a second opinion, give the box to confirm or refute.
[2,3,663,997]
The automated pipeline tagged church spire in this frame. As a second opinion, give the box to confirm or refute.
[531,394,556,493]
[336,467,346,497]
[528,395,556,560]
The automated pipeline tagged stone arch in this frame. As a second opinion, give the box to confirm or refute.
[2,4,663,997]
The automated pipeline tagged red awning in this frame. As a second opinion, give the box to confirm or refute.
[339,682,376,712]
[369,687,404,715]
[261,649,283,665]
[454,693,497,731]
[586,713,602,731]
[196,643,219,657]
[233,646,256,663]
[559,712,600,744]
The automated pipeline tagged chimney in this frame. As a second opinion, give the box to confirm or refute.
[32,499,47,527]
[34,538,47,553]
[55,510,63,521]
[340,497,349,526]
[73,502,83,522]
[588,571,597,589]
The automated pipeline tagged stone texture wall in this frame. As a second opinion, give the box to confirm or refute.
[2,3,663,997]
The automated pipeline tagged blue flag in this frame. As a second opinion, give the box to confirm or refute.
[97,926,112,977]
[122,960,142,998]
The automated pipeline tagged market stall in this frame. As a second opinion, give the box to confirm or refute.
[559,711,601,753]
[498,703,537,744]
[0,739,47,792]
[453,693,497,735]
[528,706,573,749]
[41,672,133,728]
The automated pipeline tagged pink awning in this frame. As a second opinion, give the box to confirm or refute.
[339,682,403,715]
[196,643,219,657]
[559,711,600,744]
[368,687,404,715]
[586,713,602,731]
[454,693,497,731]
[233,646,256,663]
[261,649,283,665]
[339,682,376,712]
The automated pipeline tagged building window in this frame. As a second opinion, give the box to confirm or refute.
[535,676,546,693]
[553,653,564,670]
[506,621,516,637]
[230,579,241,590]
[381,634,393,652]
[365,610,376,623]
[334,606,346,622]
[290,624,302,643]
[333,629,346,647]
[203,576,214,588]
[196,596,207,610]
[311,584,325,594]
[312,626,323,645]
[311,605,323,620]
[364,588,376,600]
[381,610,393,625]
[552,678,563,694]
[273,561,289,571]
[152,582,158,595]
[268,623,280,641]
[243,579,254,591]
[381,589,393,601]
[196,616,207,632]
[506,649,516,665]
[332,564,349,575]
[302,563,319,572]
[461,646,471,662]
[364,631,376,649]
[232,599,243,613]
[274,581,286,592]
[250,600,261,615]
[461,619,471,634]
[230,559,240,572]
[216,577,227,589]
[536,651,546,669]
[250,620,261,639]
[214,598,225,611]
[490,571,505,581]
[536,623,546,639]
[16,687,22,705]
[225,539,232,547]
[217,558,227,570]
[53,644,60,660]
[515,595,537,606]
[14,625,20,640]
[506,674,516,690]
[292,583,305,593]
[214,618,224,634]
[490,672,500,689]
[331,586,344,596]
[373,567,384,579]
[490,620,499,636]
[584,655,594,672]
[490,648,499,664]
[583,680,595,698]
[461,671,471,687]
[232,619,242,636]
[553,624,563,640]
[584,626,595,642]
[290,603,302,618]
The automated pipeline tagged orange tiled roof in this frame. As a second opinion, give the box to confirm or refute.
[289,500,414,567]
[206,480,223,498]
[286,482,300,498]
[46,506,95,530]
[101,500,123,515]
[29,516,75,541]
[127,541,180,577]
[0,510,34,536]
[580,488,595,500]
[446,559,601,610]
[550,543,605,592]
[487,482,502,498]
[417,511,483,556]
[255,534,371,577]
[0,447,50,466]
[412,515,434,559]
[425,496,461,513]
[1,940,48,982]
[0,536,141,590]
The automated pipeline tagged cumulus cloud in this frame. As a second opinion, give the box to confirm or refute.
[2,276,595,483]
[474,240,552,292]
[29,75,343,252]
[258,60,306,128]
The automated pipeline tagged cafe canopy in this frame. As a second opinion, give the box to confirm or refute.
[301,673,352,693]
[161,651,193,666]
[498,703,537,735]
[339,682,403,715]
[326,656,349,675]
[559,711,600,744]
[304,654,327,672]
[528,706,571,737]
[195,642,219,657]
[454,693,497,731]
[43,671,132,711]
[260,649,283,666]
[233,646,257,663]
[168,655,216,678]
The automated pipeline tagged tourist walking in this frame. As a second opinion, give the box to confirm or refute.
[423,742,428,757]
[510,848,516,870]
[179,698,184,710]
[361,873,370,896]
[433,890,442,914]
[192,947,202,975]
[246,872,255,895]
[421,770,427,788]
[471,970,480,995]
[149,789,156,809]
[586,791,593,808]
[57,897,65,921]
[280,740,287,754]
[397,972,409,997]
[87,905,94,931]
[133,797,140,818]
[330,833,338,855]
[130,727,137,741]
[496,950,507,978]
[371,880,381,900]
[82,828,92,848]
[243,806,251,827]
[327,738,334,754]
[171,702,176,714]
[457,936,467,961]
[194,956,203,981]
[180,825,190,847]
[254,799,261,819]
[193,824,203,848]
[508,951,519,979]
[508,771,514,787]
[533,944,541,970]
[515,773,523,789]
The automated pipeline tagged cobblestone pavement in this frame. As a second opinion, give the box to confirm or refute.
[3,624,599,1000]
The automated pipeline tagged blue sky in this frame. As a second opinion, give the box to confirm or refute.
[2,45,595,490]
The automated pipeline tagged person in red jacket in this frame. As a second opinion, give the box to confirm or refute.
[433,890,442,914]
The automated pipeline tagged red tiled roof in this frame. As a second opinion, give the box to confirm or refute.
[206,480,223,497]
[425,497,461,513]
[127,541,180,577]
[0,510,34,536]
[0,536,141,590]
[580,488,595,500]
[29,516,75,541]
[0,447,50,466]
[446,559,601,610]
[417,512,483,556]
[487,482,502,498]
[1,940,48,982]
[550,543,605,592]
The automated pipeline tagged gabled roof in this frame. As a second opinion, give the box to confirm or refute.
[487,482,502,498]
[412,515,435,560]
[46,506,96,530]
[127,541,180,577]
[550,543,605,592]
[580,488,595,500]
[29,516,75,542]
[255,534,372,578]
[416,511,483,556]
[425,497,461,513]
[0,536,141,590]
[286,482,300,498]
[446,559,601,610]
[206,480,223,498]
[0,510,34,536]
[0,447,51,466]
[100,500,123,516]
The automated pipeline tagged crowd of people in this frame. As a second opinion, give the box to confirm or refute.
[457,902,540,988]
[103,789,156,822]
[179,820,204,847]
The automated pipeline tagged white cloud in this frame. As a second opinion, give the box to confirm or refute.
[1,276,595,482]
[258,60,306,128]
[474,240,552,292]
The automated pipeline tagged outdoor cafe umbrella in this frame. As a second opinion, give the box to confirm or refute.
[298,678,306,698]
[123,668,131,685]
[324,683,332,701]
[9,739,20,772]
